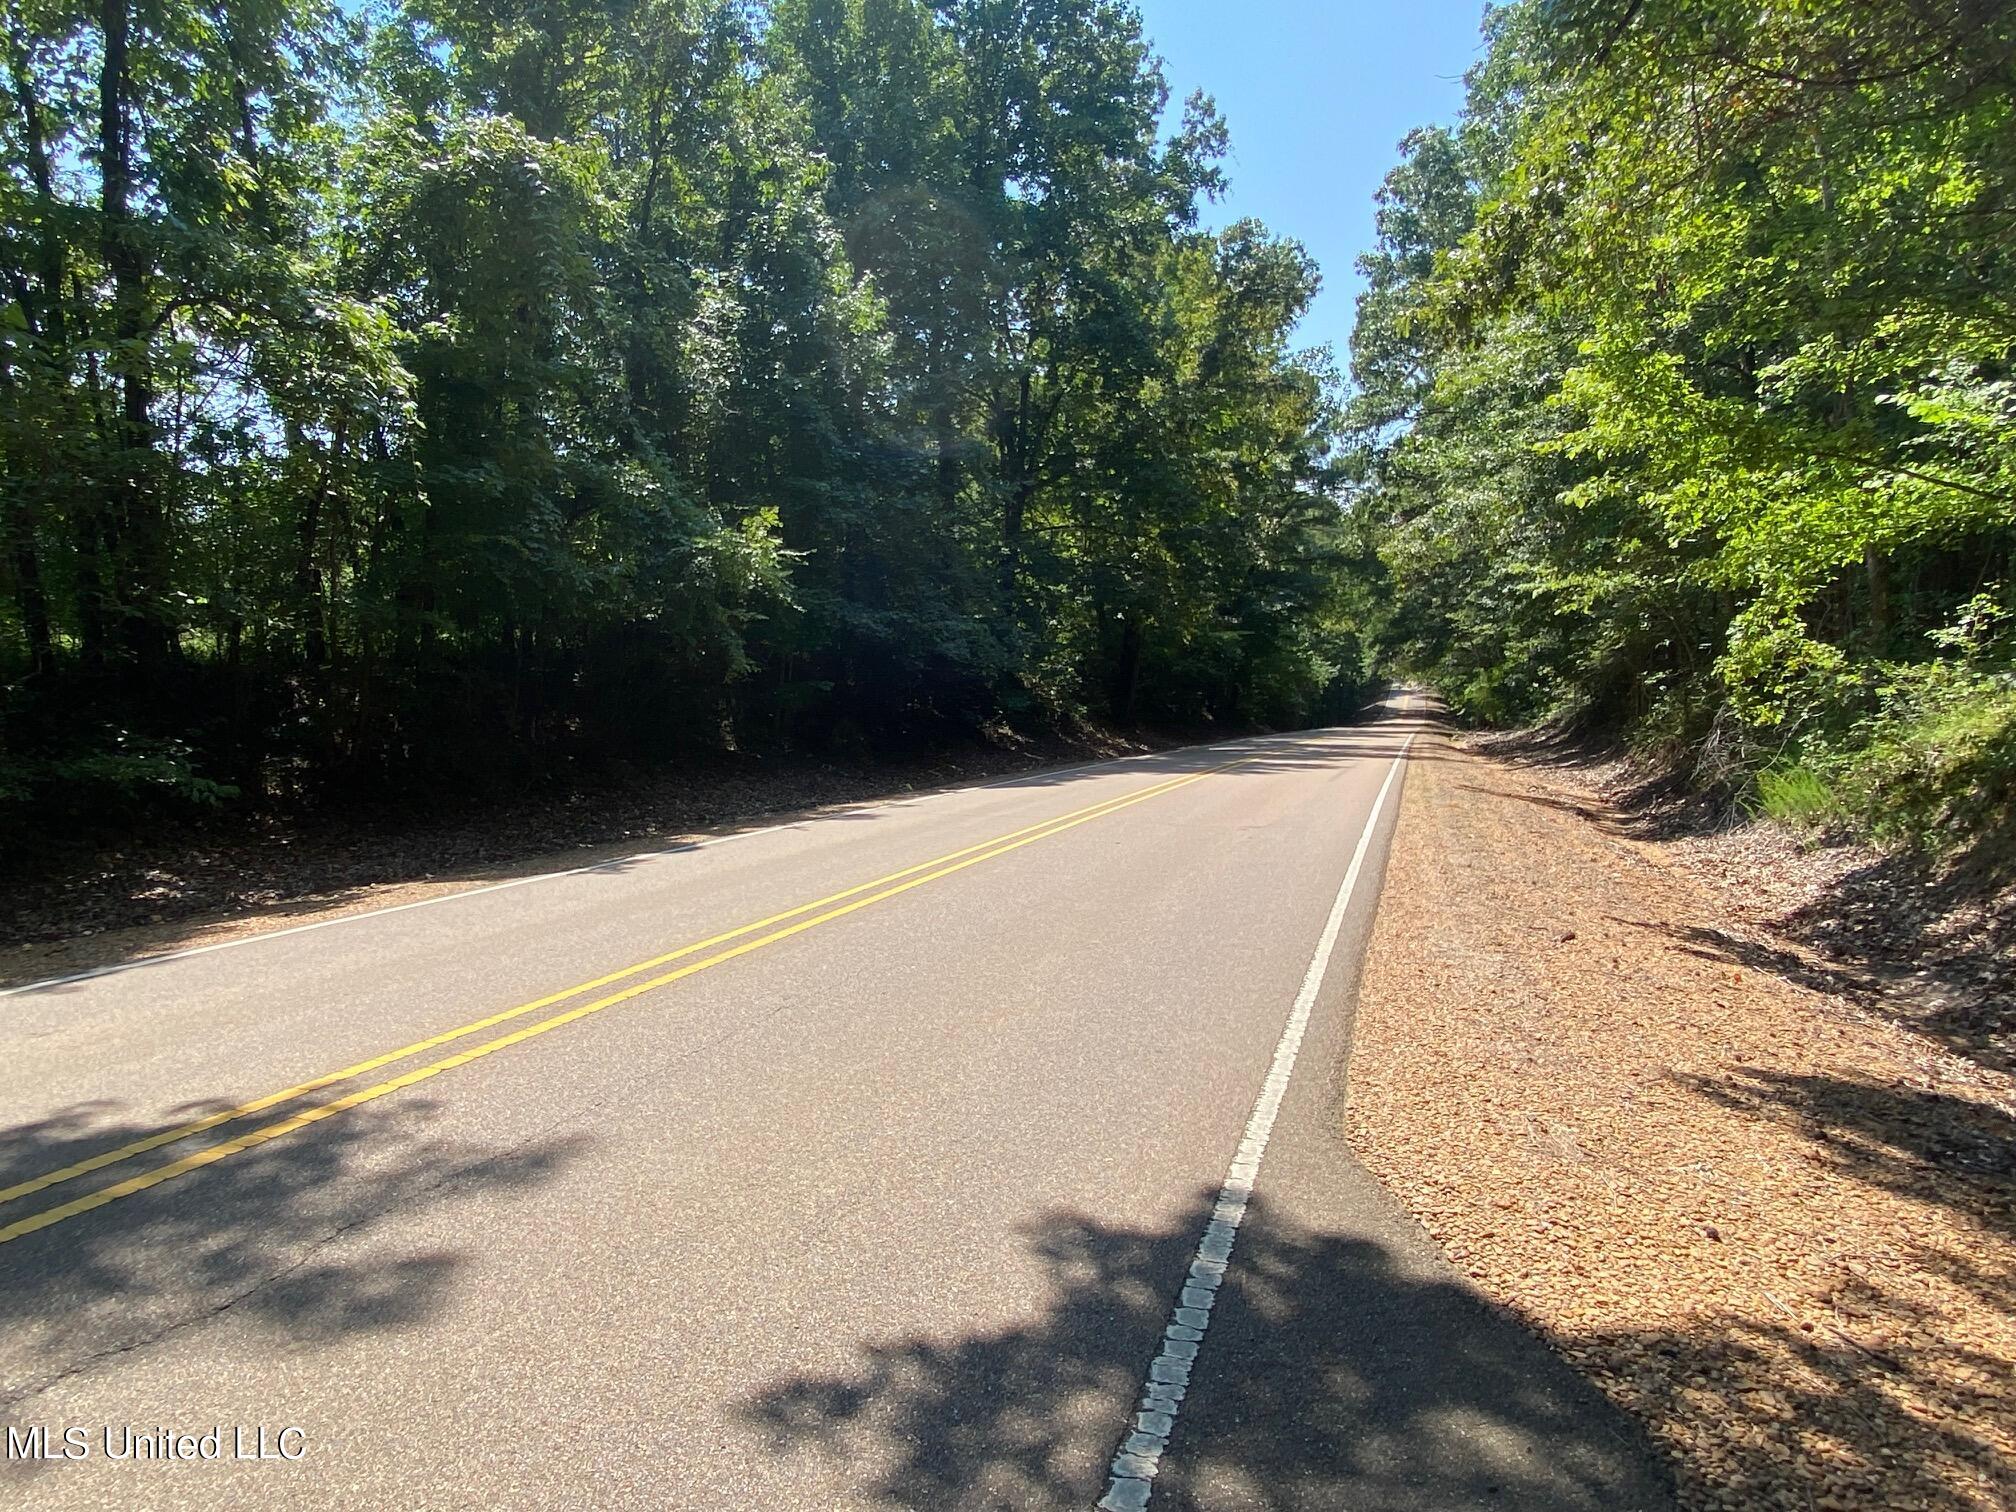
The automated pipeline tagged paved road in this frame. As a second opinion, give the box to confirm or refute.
[0,701,1669,1510]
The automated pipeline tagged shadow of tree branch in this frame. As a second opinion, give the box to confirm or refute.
[0,1093,590,1418]
[742,1193,1671,1511]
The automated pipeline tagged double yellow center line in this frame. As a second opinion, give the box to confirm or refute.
[0,755,1249,1247]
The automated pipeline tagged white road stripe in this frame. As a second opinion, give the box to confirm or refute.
[0,724,1364,1000]
[1098,721,1417,1512]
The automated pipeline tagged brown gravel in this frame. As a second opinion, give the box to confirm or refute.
[1346,723,2016,1511]
[1475,732,2013,1074]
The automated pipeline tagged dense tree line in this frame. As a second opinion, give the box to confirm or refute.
[1349,0,2016,850]
[0,0,1363,850]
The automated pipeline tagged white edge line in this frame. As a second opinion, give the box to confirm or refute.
[1098,721,1417,1512]
[0,720,1391,1000]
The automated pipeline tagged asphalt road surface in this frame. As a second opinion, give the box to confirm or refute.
[0,699,1670,1510]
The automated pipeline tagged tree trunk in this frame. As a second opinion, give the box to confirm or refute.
[7,516,54,678]
[999,373,1033,600]
[1864,543,1892,647]
[8,25,78,678]
[1111,614,1142,724]
[289,417,340,669]
[934,401,959,509]
[6,23,67,349]
[99,0,172,687]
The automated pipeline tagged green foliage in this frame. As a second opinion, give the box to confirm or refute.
[1840,684,2016,847]
[0,728,239,861]
[1754,765,1839,827]
[1816,631,2016,848]
[0,0,1359,845]
[1346,0,2016,863]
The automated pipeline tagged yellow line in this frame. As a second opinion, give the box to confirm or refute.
[0,758,1245,1245]
[0,764,1213,1211]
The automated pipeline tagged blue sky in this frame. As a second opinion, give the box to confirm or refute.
[1137,2,1486,370]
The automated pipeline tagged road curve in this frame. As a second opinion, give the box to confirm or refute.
[0,700,1669,1510]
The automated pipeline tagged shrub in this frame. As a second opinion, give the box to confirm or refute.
[0,733,240,870]
[1754,764,1840,826]
[1838,681,2016,850]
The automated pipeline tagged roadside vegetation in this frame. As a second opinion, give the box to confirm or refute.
[9,0,2012,905]
[0,0,1367,869]
[1345,0,2016,871]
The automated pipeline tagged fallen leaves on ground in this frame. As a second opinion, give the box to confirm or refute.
[1347,729,2016,1511]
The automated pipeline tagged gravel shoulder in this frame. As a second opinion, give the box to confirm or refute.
[1346,723,2016,1511]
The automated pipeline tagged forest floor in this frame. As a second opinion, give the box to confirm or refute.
[1346,721,2015,1511]
[0,723,1182,989]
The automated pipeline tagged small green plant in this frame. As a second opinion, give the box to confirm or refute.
[1839,683,2016,847]
[1754,764,1840,826]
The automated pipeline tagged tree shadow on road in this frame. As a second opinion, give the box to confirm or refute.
[740,1171,2016,1510]
[740,1193,1671,1512]
[0,1090,589,1428]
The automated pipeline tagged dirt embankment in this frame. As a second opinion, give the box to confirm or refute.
[1347,726,2015,1511]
